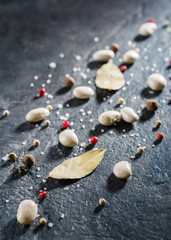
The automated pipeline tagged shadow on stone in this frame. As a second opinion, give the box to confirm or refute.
[33,224,44,234]
[134,153,142,160]
[85,143,95,151]
[140,107,154,122]
[87,61,106,69]
[152,126,159,131]
[47,143,72,162]
[95,87,117,103]
[28,145,37,151]
[166,65,171,70]
[141,87,161,99]
[115,119,133,133]
[46,177,79,190]
[134,34,149,42]
[64,98,89,108]
[153,139,161,146]
[106,173,127,192]
[32,95,40,101]
[0,159,13,168]
[3,218,30,239]
[15,121,42,133]
[119,62,133,69]
[56,86,71,95]
[94,205,104,214]
[0,115,6,120]
[89,124,113,137]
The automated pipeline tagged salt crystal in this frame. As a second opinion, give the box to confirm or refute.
[87,111,92,115]
[80,119,83,122]
[89,119,93,123]
[82,125,85,129]
[61,214,65,218]
[101,129,104,133]
[157,48,162,52]
[49,62,56,68]
[48,223,53,228]
[88,81,92,84]
[75,55,81,61]
[34,75,39,80]
[30,83,34,87]
[48,74,52,78]
[94,37,99,42]
[59,53,64,58]
[5,199,9,203]
[47,79,51,84]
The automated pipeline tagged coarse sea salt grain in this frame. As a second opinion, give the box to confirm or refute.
[82,125,85,129]
[101,129,104,133]
[87,111,92,115]
[57,104,63,109]
[48,223,53,228]
[34,75,39,80]
[130,73,134,77]
[75,55,82,61]
[30,83,34,87]
[42,83,46,87]
[88,81,92,84]
[49,62,56,68]
[47,79,51,84]
[94,37,99,42]
[48,74,52,78]
[157,48,162,52]
[59,53,64,58]
[164,57,169,62]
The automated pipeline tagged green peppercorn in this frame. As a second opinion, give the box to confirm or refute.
[18,166,27,174]
[9,152,17,161]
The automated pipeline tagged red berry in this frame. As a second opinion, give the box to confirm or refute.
[120,65,127,72]
[157,133,164,141]
[90,136,98,144]
[39,191,47,199]
[39,88,46,96]
[169,60,171,65]
[63,121,70,128]
[148,18,155,23]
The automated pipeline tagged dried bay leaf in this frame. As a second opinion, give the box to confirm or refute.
[95,62,125,90]
[47,149,106,179]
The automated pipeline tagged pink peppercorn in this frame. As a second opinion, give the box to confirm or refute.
[157,133,164,141]
[120,65,127,72]
[90,136,98,144]
[39,88,46,96]
[63,121,70,128]
[148,18,155,22]
[39,191,47,199]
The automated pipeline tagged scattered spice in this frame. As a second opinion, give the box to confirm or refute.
[120,65,127,72]
[109,42,120,53]
[99,198,106,205]
[39,218,47,225]
[137,147,144,154]
[49,62,56,68]
[90,136,98,144]
[155,120,162,127]
[46,105,53,111]
[9,152,17,161]
[157,133,164,141]
[118,98,124,105]
[45,120,51,126]
[18,166,27,174]
[48,223,53,228]
[63,121,70,128]
[3,110,10,116]
[65,76,75,87]
[33,139,40,147]
[39,88,46,96]
[39,191,47,199]
[146,99,159,111]
[22,154,35,168]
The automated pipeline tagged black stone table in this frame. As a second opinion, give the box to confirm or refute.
[0,0,171,239]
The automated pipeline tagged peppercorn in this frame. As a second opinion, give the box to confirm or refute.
[137,147,144,154]
[99,198,106,205]
[39,88,46,96]
[155,120,162,127]
[157,133,164,141]
[45,120,51,126]
[39,218,47,225]
[33,139,40,147]
[146,99,159,111]
[18,166,27,174]
[63,121,70,128]
[120,65,127,72]
[3,110,10,116]
[39,191,47,199]
[148,18,155,22]
[46,105,53,112]
[65,76,75,87]
[9,152,17,161]
[109,42,120,53]
[90,136,98,144]
[118,98,124,105]
[22,154,35,168]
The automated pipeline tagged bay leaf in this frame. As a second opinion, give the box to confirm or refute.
[95,62,125,90]
[47,149,106,179]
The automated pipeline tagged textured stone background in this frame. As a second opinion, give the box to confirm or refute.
[0,0,171,239]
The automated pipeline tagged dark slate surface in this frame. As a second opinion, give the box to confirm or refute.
[0,0,171,239]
